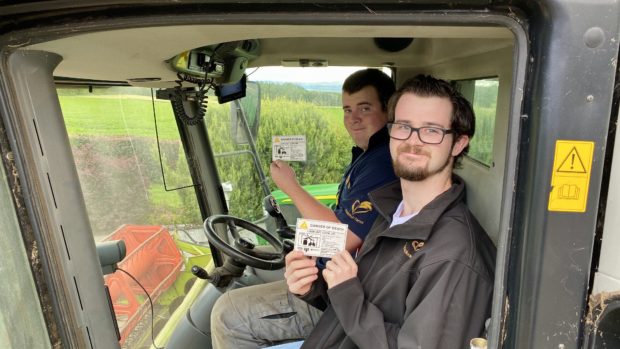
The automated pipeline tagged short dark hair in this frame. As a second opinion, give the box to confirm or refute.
[342,68,395,111]
[388,74,476,167]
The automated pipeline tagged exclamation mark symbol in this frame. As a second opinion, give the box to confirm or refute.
[571,153,575,170]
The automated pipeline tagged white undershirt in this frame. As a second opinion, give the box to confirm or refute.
[390,200,418,228]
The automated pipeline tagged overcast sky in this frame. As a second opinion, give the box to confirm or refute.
[247,66,368,83]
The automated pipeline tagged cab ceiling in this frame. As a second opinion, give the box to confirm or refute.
[25,24,513,87]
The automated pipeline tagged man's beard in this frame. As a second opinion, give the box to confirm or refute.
[392,144,451,181]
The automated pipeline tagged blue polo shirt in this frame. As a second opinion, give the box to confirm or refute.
[334,126,397,241]
[315,127,396,269]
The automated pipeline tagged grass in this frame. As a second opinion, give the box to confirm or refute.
[319,106,346,130]
[148,185,183,209]
[61,95,344,140]
[58,93,348,218]
[59,95,181,140]
[60,92,494,173]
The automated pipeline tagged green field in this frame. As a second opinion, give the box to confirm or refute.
[60,95,185,139]
[58,86,350,236]
[58,81,496,237]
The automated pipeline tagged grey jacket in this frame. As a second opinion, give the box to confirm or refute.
[299,176,496,349]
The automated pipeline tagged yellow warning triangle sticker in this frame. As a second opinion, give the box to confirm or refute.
[557,147,587,173]
[299,221,308,230]
[274,137,280,143]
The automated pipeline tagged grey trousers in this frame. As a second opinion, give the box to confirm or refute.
[210,279,322,349]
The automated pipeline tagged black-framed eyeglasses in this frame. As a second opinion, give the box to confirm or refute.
[387,122,454,144]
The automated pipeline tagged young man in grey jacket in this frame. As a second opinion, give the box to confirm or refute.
[284,74,496,349]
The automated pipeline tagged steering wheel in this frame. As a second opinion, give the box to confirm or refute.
[204,214,285,270]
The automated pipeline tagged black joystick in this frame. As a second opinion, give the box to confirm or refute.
[191,265,210,280]
[282,239,295,254]
[263,195,296,239]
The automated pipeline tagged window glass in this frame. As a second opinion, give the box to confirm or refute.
[454,77,499,166]
[58,86,207,348]
[205,67,363,224]
[0,157,51,348]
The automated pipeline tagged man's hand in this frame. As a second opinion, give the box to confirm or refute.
[270,160,301,195]
[323,251,358,289]
[284,250,318,295]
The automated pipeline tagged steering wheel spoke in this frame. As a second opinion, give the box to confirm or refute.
[226,220,241,240]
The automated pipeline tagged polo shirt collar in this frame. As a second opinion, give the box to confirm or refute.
[351,126,390,160]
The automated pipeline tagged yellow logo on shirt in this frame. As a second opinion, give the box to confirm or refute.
[403,240,425,258]
[351,200,373,215]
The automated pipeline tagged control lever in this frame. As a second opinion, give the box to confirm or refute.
[282,239,295,254]
[191,260,245,288]
[263,195,296,239]
[191,265,210,280]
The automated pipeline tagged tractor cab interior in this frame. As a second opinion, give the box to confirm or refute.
[3,10,522,349]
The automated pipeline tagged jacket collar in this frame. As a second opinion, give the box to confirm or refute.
[351,126,390,160]
[369,174,467,241]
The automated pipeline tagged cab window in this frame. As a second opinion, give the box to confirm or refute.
[454,77,500,166]
[206,67,370,228]
[58,85,205,347]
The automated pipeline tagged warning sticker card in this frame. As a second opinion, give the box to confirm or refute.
[548,140,594,212]
[272,135,307,162]
[294,219,347,258]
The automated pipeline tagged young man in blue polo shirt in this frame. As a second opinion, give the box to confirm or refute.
[210,69,397,348]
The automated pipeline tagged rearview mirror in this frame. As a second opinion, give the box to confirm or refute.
[231,81,260,144]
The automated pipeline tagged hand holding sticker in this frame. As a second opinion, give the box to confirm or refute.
[294,218,347,258]
[272,135,307,162]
